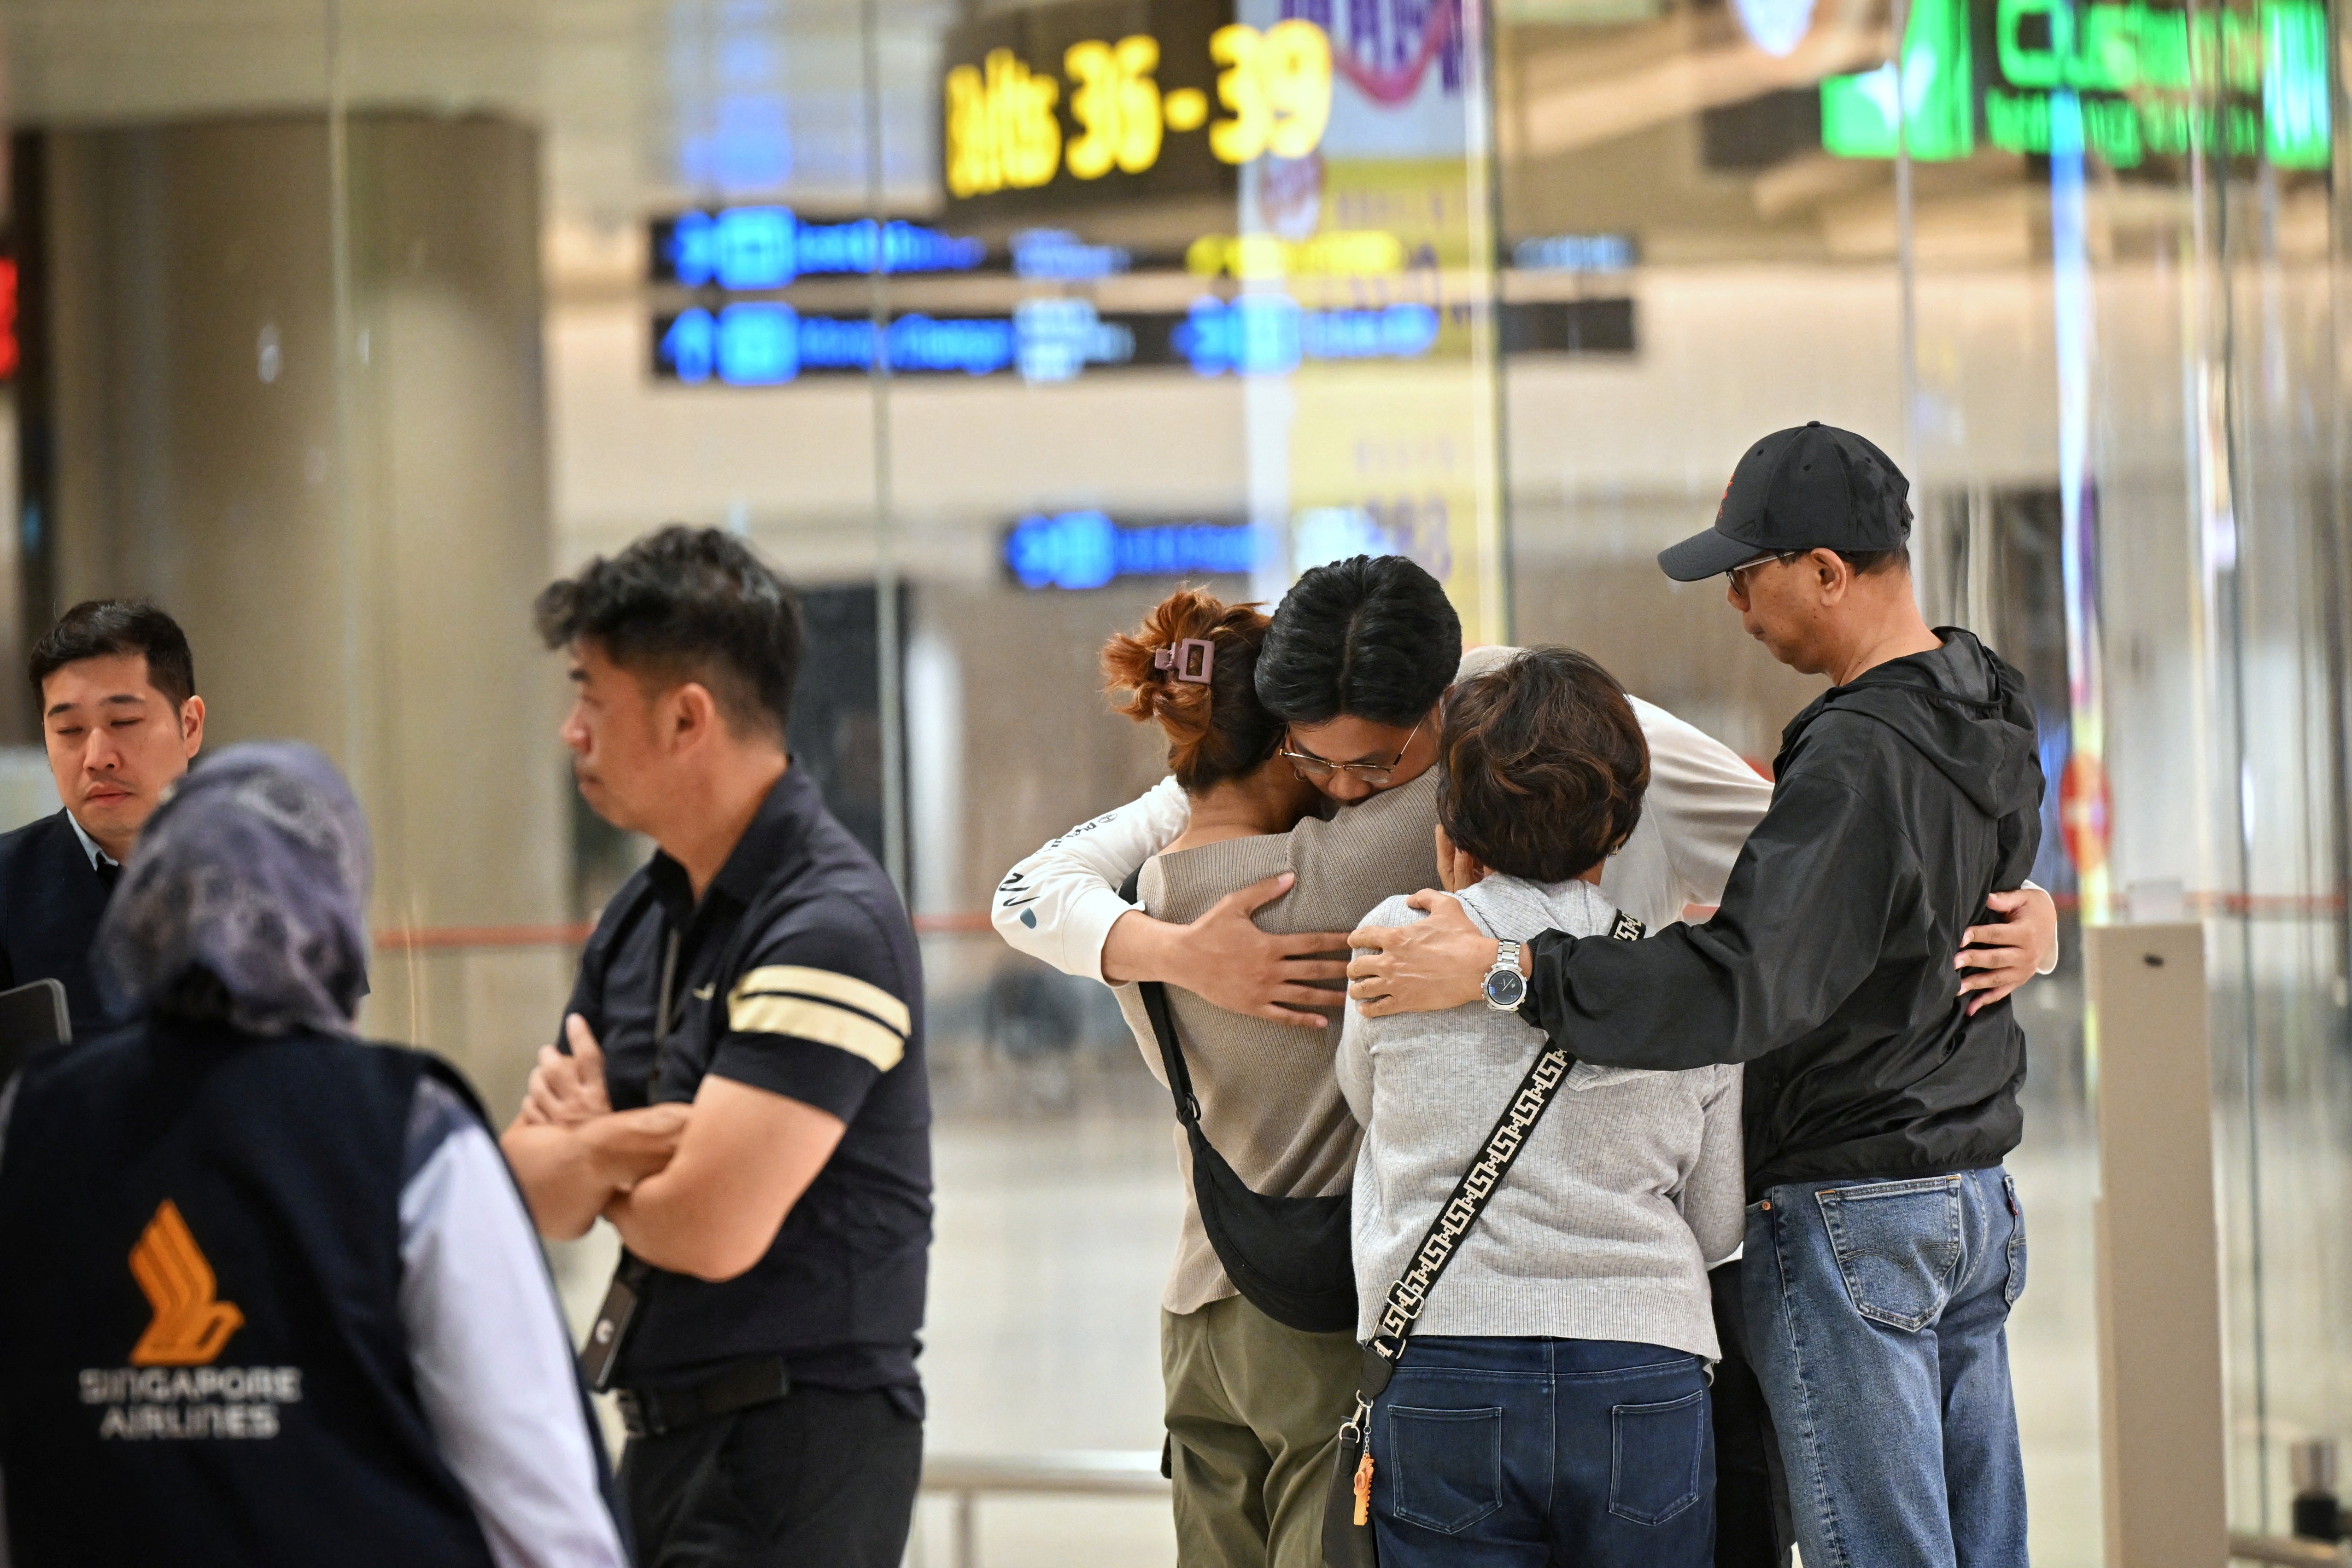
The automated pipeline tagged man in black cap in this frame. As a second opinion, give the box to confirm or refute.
[1347,423,2042,1568]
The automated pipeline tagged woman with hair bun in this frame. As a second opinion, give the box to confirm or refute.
[1100,588,1317,847]
[1097,587,1449,1568]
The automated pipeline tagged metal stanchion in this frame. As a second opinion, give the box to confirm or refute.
[2230,1533,2349,1567]
[2293,1438,2348,1549]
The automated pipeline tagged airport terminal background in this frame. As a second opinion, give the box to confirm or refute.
[0,0,2342,1561]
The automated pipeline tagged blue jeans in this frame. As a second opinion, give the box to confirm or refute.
[1744,1167,2030,1568]
[1368,1337,1715,1568]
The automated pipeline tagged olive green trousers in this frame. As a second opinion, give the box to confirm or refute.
[1161,1294,1362,1568]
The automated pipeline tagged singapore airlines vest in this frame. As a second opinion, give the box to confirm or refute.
[0,1020,497,1568]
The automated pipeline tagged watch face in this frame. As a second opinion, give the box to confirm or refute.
[1483,969,1527,1008]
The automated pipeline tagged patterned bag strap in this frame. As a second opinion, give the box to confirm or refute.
[1355,909,1644,1394]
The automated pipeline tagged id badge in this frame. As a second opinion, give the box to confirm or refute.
[579,1259,650,1392]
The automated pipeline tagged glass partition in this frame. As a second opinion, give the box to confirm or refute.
[0,0,2345,1561]
[1877,0,2350,1534]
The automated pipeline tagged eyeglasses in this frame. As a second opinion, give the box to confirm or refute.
[1725,550,1805,593]
[1280,718,1424,787]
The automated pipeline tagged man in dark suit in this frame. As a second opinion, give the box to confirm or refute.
[0,601,205,1038]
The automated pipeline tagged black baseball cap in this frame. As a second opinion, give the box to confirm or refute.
[1657,422,1912,582]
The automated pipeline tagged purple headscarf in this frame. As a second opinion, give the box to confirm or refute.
[97,742,372,1036]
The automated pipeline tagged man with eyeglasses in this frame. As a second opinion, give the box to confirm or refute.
[993,550,2057,1568]
[995,554,2055,1031]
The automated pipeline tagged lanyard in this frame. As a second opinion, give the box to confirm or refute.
[580,923,684,1393]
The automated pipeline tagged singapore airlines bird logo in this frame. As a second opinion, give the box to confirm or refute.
[128,1200,245,1367]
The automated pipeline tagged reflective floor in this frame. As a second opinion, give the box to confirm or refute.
[555,1033,2108,1568]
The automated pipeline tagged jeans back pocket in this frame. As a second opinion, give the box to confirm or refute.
[1609,1389,1707,1526]
[1814,1176,1965,1332]
[1386,1405,1504,1534]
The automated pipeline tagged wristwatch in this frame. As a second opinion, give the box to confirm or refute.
[1482,940,1527,1010]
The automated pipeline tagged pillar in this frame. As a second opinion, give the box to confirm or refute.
[20,111,566,1112]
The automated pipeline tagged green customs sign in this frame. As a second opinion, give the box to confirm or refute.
[1820,0,2330,170]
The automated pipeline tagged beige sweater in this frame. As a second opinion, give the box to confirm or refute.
[996,653,1779,985]
[1113,771,1443,1316]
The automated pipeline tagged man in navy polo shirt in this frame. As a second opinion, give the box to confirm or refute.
[0,600,207,1039]
[502,526,931,1568]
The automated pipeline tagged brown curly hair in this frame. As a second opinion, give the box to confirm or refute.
[1436,647,1649,885]
[1102,589,1286,793]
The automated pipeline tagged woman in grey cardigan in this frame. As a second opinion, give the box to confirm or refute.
[1338,648,1743,1568]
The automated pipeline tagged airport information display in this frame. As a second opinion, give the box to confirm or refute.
[945,18,1332,190]
[1820,0,2329,169]
[650,297,1447,385]
[649,208,988,287]
[1003,512,1260,589]
[936,0,1352,214]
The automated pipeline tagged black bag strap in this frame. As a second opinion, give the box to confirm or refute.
[1121,869,1205,1128]
[1140,979,1203,1125]
[1352,909,1644,1399]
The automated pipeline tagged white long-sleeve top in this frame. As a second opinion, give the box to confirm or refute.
[992,650,1782,980]
[394,1079,630,1568]
[993,652,2057,983]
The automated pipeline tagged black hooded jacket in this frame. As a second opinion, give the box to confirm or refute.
[1520,628,2045,1196]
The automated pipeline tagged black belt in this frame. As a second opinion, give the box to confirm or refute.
[614,1357,792,1439]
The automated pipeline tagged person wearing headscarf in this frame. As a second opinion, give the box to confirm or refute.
[0,742,630,1568]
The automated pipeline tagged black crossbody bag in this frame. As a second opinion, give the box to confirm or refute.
[1123,870,1357,1334]
[1321,911,1643,1568]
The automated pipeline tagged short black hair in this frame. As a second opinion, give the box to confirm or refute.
[1254,555,1461,727]
[30,600,197,710]
[1437,647,1649,885]
[534,525,804,740]
[1836,544,1910,576]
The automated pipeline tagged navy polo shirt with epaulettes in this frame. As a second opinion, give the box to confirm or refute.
[563,765,932,1412]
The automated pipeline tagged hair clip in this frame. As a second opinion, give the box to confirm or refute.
[1153,638,1216,684]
